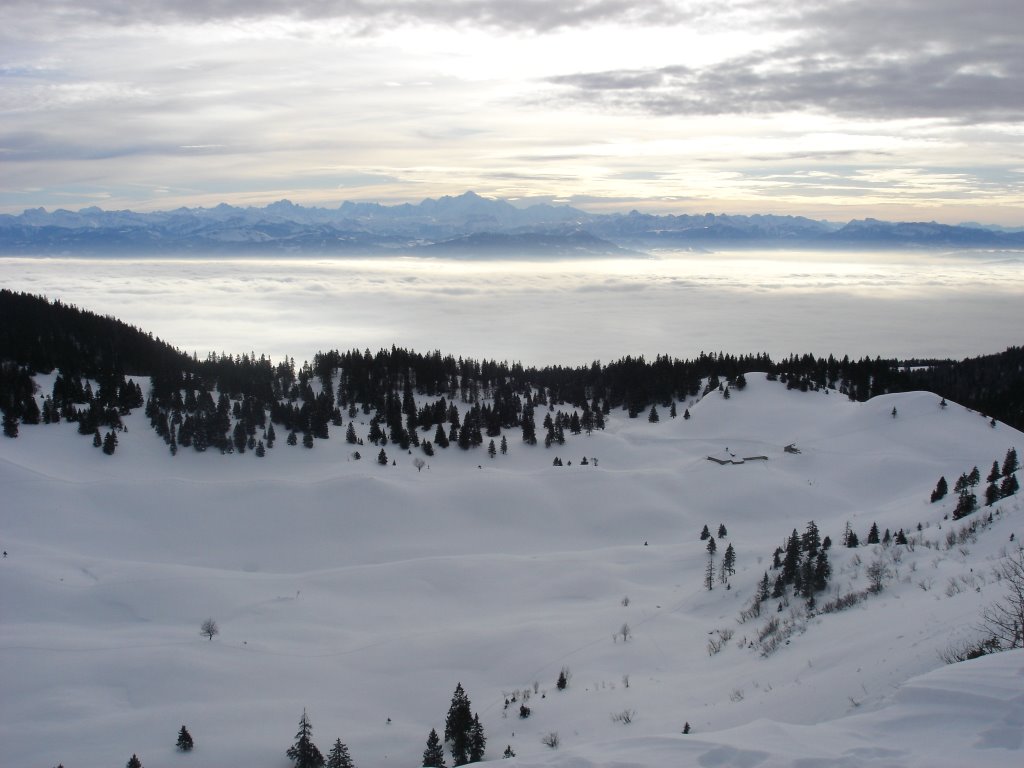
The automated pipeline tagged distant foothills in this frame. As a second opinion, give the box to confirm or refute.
[2,191,1024,256]
[1,290,1023,457]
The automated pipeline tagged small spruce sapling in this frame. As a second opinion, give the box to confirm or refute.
[176,725,194,751]
[556,666,570,690]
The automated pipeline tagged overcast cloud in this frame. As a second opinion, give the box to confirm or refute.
[1,0,1021,222]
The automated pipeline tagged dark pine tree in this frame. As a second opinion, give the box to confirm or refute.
[867,522,880,544]
[445,683,473,766]
[758,572,771,602]
[700,524,710,541]
[423,728,446,768]
[985,481,1001,506]
[717,523,727,538]
[772,573,785,598]
[987,460,1002,483]
[930,476,948,502]
[287,710,325,768]
[801,521,821,556]
[648,404,659,423]
[953,490,978,520]
[1003,447,1020,477]
[468,713,486,763]
[721,543,736,578]
[813,551,831,592]
[1001,474,1020,498]
[326,738,355,768]
[377,448,388,465]
[126,755,142,768]
[176,725,194,751]
[102,430,117,455]
[781,529,801,583]
[705,537,716,591]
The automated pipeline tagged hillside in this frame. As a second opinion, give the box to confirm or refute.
[1,369,1022,767]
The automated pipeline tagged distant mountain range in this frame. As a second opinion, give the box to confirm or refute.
[2,191,1022,255]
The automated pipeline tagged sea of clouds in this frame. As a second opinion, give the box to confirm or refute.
[3,250,1022,365]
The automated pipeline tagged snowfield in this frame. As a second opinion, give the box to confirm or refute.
[1,374,1021,767]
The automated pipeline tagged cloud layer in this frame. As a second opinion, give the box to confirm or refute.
[3,252,1021,365]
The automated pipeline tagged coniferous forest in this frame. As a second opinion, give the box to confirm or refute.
[2,289,1023,454]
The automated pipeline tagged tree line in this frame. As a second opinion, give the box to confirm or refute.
[3,291,1023,449]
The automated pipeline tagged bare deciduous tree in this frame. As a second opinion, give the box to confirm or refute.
[200,618,219,641]
[980,547,1024,649]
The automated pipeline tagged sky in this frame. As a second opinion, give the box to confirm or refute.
[2,0,1022,224]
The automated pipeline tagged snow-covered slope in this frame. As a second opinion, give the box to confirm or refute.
[1,375,1021,767]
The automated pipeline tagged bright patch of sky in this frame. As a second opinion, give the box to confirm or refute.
[1,1,1022,223]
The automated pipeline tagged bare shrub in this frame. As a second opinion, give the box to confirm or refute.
[980,547,1024,649]
[757,616,780,644]
[820,590,867,614]
[541,732,560,749]
[939,637,1001,664]
[738,599,762,623]
[610,708,636,724]
[866,559,891,593]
